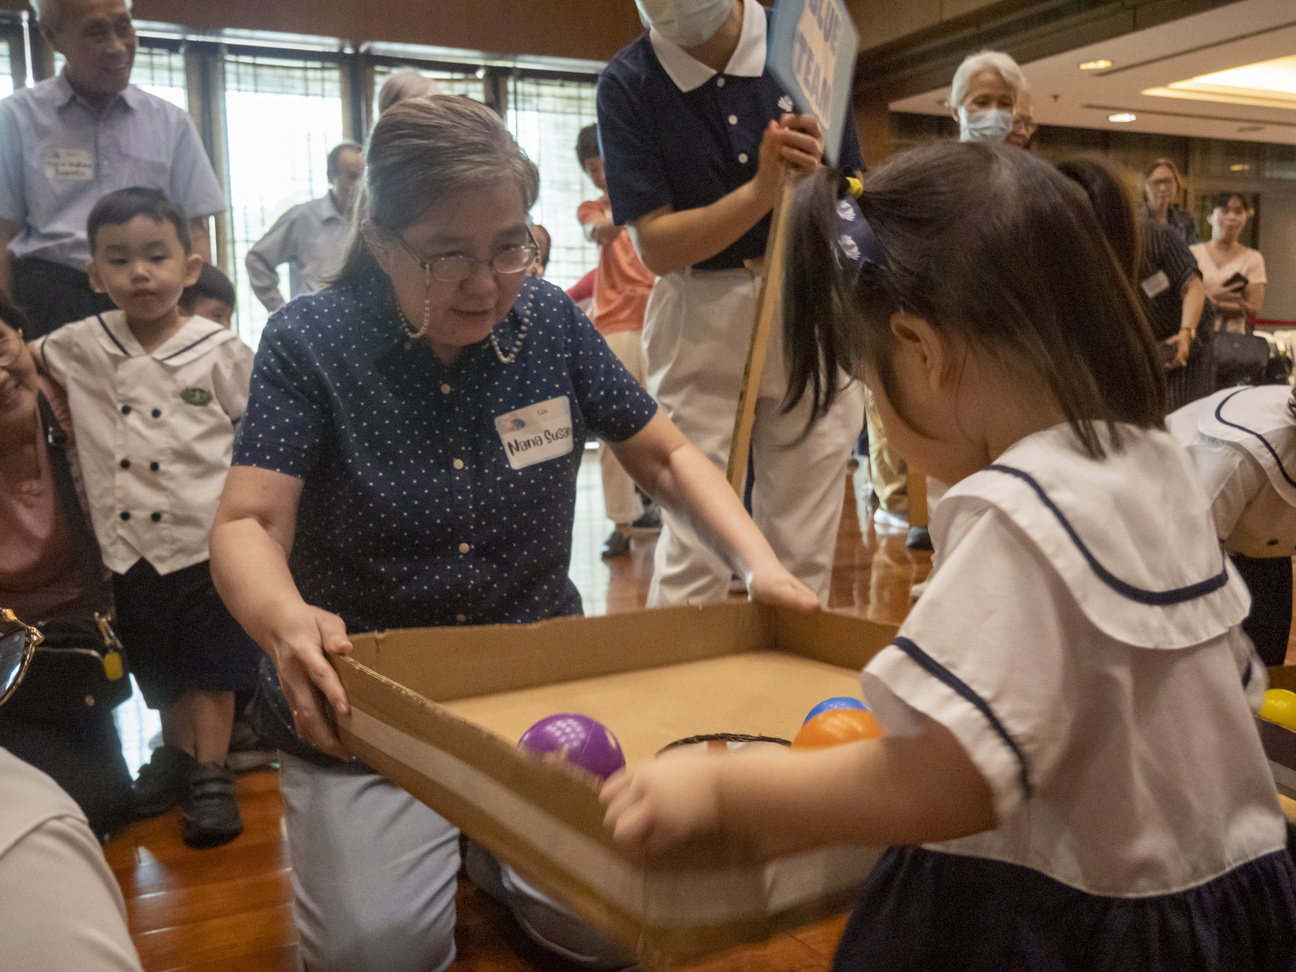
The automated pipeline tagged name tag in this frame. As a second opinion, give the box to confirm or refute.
[495,396,574,470]
[44,148,94,181]
[1140,270,1171,299]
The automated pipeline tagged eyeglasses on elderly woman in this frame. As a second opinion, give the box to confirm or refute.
[396,232,540,284]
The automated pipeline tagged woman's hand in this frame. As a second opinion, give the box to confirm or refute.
[1163,331,1191,369]
[265,601,355,758]
[601,752,725,856]
[1208,280,1246,312]
[776,113,825,173]
[753,114,825,209]
[747,565,819,612]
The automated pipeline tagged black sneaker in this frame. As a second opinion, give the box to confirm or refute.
[182,762,243,849]
[130,744,197,820]
[602,530,631,558]
[630,506,662,532]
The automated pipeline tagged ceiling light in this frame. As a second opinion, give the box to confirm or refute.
[1079,59,1112,71]
[1230,164,1251,172]
[1108,112,1136,123]
[1144,54,1296,109]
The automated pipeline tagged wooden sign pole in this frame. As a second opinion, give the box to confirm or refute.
[726,170,794,495]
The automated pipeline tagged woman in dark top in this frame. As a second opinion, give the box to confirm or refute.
[210,96,816,972]
[1143,157,1201,246]
[1060,157,1211,411]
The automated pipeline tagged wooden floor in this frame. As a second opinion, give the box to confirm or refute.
[98,456,922,970]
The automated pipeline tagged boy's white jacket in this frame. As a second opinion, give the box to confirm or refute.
[37,310,252,576]
[862,424,1281,897]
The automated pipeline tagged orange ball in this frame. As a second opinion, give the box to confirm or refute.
[791,708,884,749]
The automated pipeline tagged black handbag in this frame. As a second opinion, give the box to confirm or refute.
[1213,331,1273,390]
[3,395,131,720]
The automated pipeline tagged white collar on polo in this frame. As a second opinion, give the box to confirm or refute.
[649,0,766,93]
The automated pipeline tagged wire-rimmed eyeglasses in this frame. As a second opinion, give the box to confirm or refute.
[397,232,539,284]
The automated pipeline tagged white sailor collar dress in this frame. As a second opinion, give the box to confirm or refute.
[837,423,1295,970]
[1168,385,1296,559]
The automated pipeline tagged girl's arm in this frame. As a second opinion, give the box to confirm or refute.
[607,410,818,610]
[629,116,823,276]
[601,711,996,856]
[209,464,354,758]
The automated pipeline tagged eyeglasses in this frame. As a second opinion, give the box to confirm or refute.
[0,609,41,708]
[0,328,23,368]
[397,233,540,283]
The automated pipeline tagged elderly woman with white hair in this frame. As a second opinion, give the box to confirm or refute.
[376,68,443,115]
[949,49,1028,143]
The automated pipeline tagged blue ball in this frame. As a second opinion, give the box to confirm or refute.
[803,696,869,725]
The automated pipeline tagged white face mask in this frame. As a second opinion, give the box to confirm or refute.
[636,0,734,47]
[958,107,1014,143]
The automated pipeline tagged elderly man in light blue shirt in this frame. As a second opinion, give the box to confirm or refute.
[0,0,225,337]
[244,141,364,313]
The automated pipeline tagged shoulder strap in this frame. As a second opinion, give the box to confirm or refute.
[35,392,112,614]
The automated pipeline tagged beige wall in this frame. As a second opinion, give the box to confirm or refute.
[0,0,645,62]
[846,0,1011,52]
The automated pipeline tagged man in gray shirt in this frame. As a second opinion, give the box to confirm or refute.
[245,141,364,312]
[0,0,225,337]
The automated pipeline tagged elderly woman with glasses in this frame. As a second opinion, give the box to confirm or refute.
[210,96,815,972]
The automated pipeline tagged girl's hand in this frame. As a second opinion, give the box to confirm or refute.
[266,602,354,758]
[1163,331,1191,369]
[747,565,819,612]
[600,754,725,855]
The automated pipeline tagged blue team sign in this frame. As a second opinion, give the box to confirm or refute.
[767,0,859,165]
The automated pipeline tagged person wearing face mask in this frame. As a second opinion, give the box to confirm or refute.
[949,49,1028,144]
[596,0,867,608]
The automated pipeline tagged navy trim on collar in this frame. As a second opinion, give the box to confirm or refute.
[1213,388,1296,490]
[893,636,1032,801]
[96,314,130,356]
[161,329,221,361]
[987,464,1230,606]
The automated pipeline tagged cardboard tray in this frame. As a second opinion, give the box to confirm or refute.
[330,601,896,968]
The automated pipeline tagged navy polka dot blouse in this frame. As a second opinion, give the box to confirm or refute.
[233,269,658,633]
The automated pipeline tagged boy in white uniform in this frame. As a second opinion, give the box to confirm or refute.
[35,187,259,848]
[1169,384,1296,667]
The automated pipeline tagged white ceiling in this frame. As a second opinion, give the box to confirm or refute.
[888,0,1296,145]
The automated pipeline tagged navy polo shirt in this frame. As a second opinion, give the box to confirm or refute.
[596,10,864,272]
[233,269,658,634]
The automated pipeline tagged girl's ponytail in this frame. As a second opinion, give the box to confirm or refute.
[782,169,864,423]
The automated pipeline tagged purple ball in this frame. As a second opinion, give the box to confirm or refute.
[518,713,626,780]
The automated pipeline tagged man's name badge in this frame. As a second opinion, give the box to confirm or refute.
[495,396,574,470]
[44,148,94,181]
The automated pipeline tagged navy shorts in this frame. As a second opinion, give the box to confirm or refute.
[112,559,262,709]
